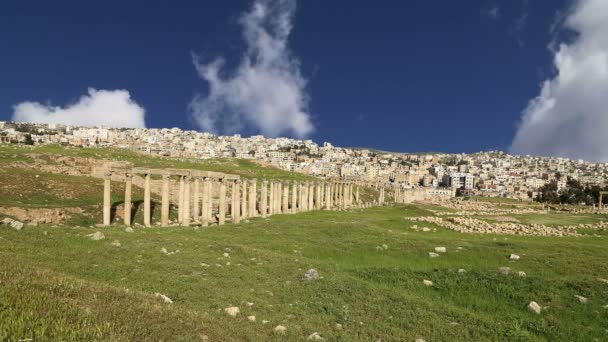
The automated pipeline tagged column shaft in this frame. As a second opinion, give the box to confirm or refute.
[218,180,226,225]
[249,180,257,217]
[183,177,191,226]
[103,175,111,226]
[161,175,170,226]
[260,180,268,218]
[193,178,200,222]
[232,181,240,224]
[144,173,151,227]
[124,175,132,225]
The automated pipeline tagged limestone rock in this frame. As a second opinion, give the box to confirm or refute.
[155,293,173,304]
[87,231,105,241]
[110,240,121,247]
[423,279,433,287]
[225,306,240,317]
[302,268,320,281]
[516,271,527,277]
[274,325,287,334]
[428,252,439,258]
[308,332,323,340]
[528,301,541,314]
[498,267,511,275]
[10,220,24,231]
[125,227,134,233]
[334,323,343,330]
[457,269,466,273]
[509,254,520,260]
[575,295,588,304]
[435,246,447,253]
[247,315,256,322]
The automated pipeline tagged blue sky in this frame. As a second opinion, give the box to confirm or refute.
[4,0,602,157]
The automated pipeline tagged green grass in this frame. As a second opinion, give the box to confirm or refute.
[464,196,524,204]
[0,144,315,181]
[1,205,607,340]
[512,212,608,227]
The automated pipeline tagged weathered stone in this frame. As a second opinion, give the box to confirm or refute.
[125,227,134,233]
[575,295,588,304]
[302,268,320,281]
[87,231,105,240]
[428,252,439,258]
[9,220,24,231]
[516,271,527,277]
[308,332,323,340]
[457,268,466,273]
[110,240,121,247]
[435,246,447,253]
[225,306,240,317]
[274,325,287,334]
[423,279,433,287]
[528,301,541,314]
[247,315,256,322]
[155,293,173,304]
[509,254,520,260]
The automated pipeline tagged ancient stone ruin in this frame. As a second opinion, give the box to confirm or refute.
[96,162,373,227]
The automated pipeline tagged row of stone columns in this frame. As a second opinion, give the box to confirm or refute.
[102,172,381,227]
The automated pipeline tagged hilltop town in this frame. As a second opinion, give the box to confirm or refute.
[2,120,607,202]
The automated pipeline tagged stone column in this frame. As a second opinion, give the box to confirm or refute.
[308,182,314,210]
[103,173,111,226]
[298,182,304,211]
[241,180,248,219]
[300,182,306,211]
[218,179,226,225]
[315,183,321,210]
[183,177,191,226]
[161,174,170,226]
[282,182,289,212]
[124,173,132,225]
[260,180,268,218]
[325,183,331,209]
[269,181,275,215]
[343,183,348,208]
[143,173,151,227]
[201,178,210,226]
[356,186,360,206]
[249,179,257,217]
[178,176,184,223]
[193,178,200,223]
[291,181,298,213]
[232,180,240,224]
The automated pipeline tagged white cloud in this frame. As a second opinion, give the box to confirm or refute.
[510,0,608,162]
[487,5,500,20]
[189,0,314,138]
[12,88,146,128]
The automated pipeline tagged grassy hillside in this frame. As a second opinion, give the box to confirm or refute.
[0,144,316,181]
[1,205,607,340]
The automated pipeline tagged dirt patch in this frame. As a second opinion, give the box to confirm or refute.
[0,206,84,224]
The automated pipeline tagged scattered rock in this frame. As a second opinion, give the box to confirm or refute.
[223,252,230,258]
[274,325,287,334]
[575,295,588,304]
[415,339,427,342]
[428,252,439,258]
[435,246,447,253]
[498,267,511,275]
[247,315,256,322]
[516,271,527,277]
[457,269,466,273]
[381,244,388,250]
[125,227,134,233]
[509,254,520,261]
[246,302,254,306]
[528,301,541,314]
[161,247,168,254]
[225,306,240,317]
[423,279,433,287]
[110,240,121,247]
[334,323,343,330]
[155,293,173,304]
[262,320,270,324]
[302,268,320,281]
[9,220,24,231]
[598,278,608,285]
[308,332,323,340]
[87,231,105,241]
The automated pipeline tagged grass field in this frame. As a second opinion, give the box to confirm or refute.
[1,205,607,341]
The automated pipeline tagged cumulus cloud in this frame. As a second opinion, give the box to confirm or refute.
[189,0,314,138]
[510,0,608,162]
[12,88,146,128]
